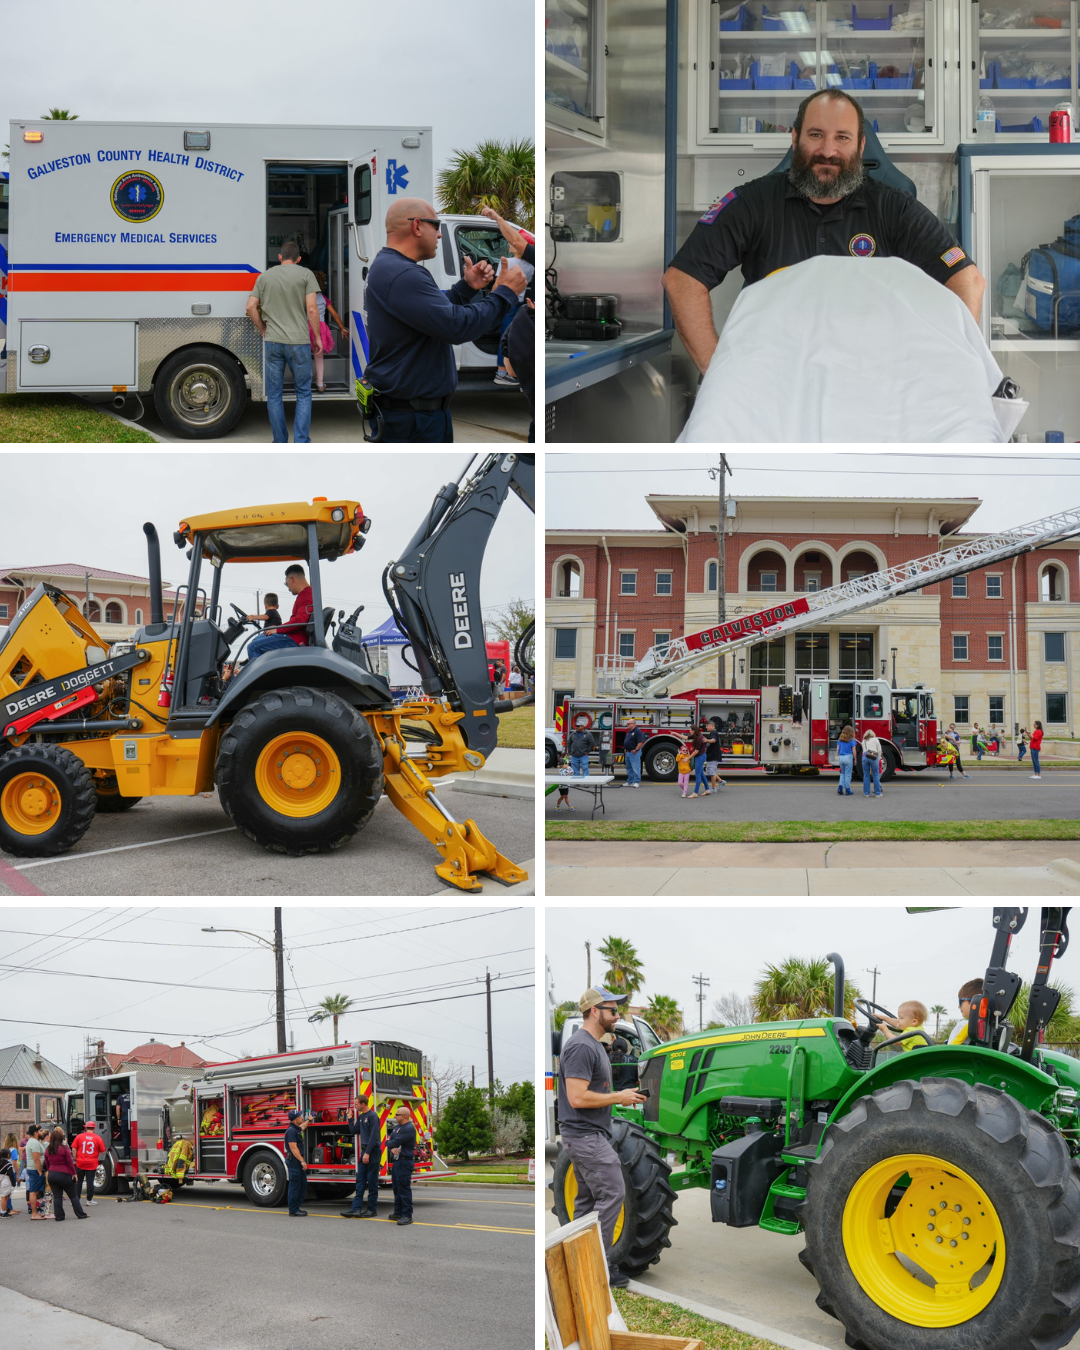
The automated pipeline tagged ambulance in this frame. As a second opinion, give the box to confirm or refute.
[6,119,511,436]
[1,171,9,357]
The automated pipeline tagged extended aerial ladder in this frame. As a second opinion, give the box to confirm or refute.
[621,505,1080,697]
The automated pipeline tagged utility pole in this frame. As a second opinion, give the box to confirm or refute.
[585,940,592,987]
[692,973,711,1031]
[865,966,881,1005]
[708,457,733,687]
[471,1065,475,1088]
[486,968,495,1111]
[274,908,286,1053]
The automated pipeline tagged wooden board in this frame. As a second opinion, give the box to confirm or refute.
[611,1334,704,1350]
[563,1227,614,1350]
[545,1243,578,1347]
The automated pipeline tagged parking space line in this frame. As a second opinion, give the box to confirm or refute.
[0,857,45,895]
[12,827,237,870]
[168,1201,531,1233]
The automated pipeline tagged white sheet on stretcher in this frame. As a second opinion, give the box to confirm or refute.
[677,256,1010,444]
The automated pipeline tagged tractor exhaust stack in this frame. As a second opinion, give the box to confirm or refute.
[142,523,164,627]
[827,952,845,1018]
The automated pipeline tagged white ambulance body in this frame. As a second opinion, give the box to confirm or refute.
[1,171,9,357]
[6,120,505,437]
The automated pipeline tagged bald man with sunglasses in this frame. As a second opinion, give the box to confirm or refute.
[363,197,528,441]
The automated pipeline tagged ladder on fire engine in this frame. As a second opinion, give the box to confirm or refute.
[621,505,1080,697]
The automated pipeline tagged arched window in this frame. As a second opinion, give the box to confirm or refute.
[105,602,122,624]
[841,549,880,584]
[1040,563,1067,602]
[86,601,101,622]
[135,608,143,625]
[747,549,787,593]
[706,560,718,593]
[792,548,834,592]
[553,556,584,599]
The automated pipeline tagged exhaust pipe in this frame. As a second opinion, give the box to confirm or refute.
[142,523,164,626]
[112,394,127,410]
[827,952,845,1018]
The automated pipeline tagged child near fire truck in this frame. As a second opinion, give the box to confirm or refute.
[676,743,693,797]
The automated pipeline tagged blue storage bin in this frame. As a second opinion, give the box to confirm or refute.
[719,3,754,29]
[852,4,893,29]
[980,62,996,89]
[761,5,811,30]
[794,75,816,89]
[719,75,754,88]
[828,62,875,89]
[996,71,1037,88]
[1037,75,1070,88]
[997,117,1045,132]
[751,59,796,89]
[875,63,914,88]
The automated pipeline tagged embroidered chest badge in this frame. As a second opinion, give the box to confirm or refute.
[849,233,877,258]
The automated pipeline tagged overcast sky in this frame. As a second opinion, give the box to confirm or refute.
[547,452,1080,534]
[2,0,532,177]
[546,905,1055,1038]
[1,904,534,1088]
[0,451,533,634]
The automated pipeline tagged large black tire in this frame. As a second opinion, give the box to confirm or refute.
[800,1078,1080,1350]
[551,1118,678,1276]
[545,739,559,770]
[152,344,247,440]
[215,686,383,856]
[241,1150,288,1207]
[854,743,897,785]
[93,1151,117,1196]
[94,776,142,813]
[643,741,680,783]
[0,743,97,857]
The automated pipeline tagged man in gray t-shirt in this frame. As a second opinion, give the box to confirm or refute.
[557,985,646,1286]
[246,241,323,445]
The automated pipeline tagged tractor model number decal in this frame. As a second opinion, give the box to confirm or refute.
[667,1026,828,1054]
[449,571,473,650]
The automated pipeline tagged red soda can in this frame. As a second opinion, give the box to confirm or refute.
[1050,106,1072,143]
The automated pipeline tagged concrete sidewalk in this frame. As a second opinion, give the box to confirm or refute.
[447,747,535,800]
[0,1286,168,1350]
[545,845,1080,896]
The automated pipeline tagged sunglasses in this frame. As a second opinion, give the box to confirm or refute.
[407,217,441,229]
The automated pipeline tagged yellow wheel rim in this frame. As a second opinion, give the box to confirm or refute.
[843,1153,1005,1328]
[254,733,341,818]
[1,771,62,835]
[564,1161,625,1243]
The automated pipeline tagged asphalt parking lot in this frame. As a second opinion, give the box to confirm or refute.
[0,789,534,897]
[102,388,531,444]
[545,767,1080,822]
[2,1180,534,1350]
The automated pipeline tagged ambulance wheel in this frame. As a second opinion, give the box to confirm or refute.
[643,743,679,783]
[152,345,247,440]
[94,776,142,812]
[242,1151,288,1207]
[216,686,384,856]
[0,743,97,857]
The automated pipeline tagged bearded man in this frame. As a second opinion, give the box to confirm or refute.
[663,89,986,375]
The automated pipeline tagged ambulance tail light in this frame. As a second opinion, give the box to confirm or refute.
[24,131,44,143]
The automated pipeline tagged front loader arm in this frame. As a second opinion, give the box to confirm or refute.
[383,453,534,761]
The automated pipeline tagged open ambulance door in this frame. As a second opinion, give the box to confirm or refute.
[83,1077,118,1193]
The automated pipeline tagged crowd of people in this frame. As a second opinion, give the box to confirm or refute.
[2,1120,107,1221]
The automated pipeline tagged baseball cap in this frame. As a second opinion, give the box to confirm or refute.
[85,1121,97,1130]
[579,985,628,1012]
[287,1109,306,1122]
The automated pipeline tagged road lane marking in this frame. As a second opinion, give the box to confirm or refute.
[11,827,237,869]
[0,856,45,895]
[168,1201,531,1234]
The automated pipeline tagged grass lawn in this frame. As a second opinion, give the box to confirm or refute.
[546,818,1080,844]
[433,1157,531,1182]
[498,703,535,749]
[0,393,157,443]
[613,1290,785,1350]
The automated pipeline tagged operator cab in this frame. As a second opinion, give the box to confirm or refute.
[891,692,920,749]
[827,683,854,757]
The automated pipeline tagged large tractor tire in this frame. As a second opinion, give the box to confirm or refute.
[0,743,97,857]
[215,686,383,856]
[551,1118,678,1276]
[799,1077,1080,1350]
[94,775,142,813]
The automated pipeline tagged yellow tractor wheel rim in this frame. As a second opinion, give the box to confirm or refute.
[843,1153,1005,1328]
[1,771,62,835]
[255,733,341,817]
[564,1161,625,1243]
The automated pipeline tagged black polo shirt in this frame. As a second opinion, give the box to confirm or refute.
[669,172,974,292]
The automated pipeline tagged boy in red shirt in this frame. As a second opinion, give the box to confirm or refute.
[72,1121,107,1205]
[246,565,313,660]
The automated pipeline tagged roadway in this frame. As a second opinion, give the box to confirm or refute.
[1,1179,534,1350]
[0,789,534,897]
[545,766,1080,823]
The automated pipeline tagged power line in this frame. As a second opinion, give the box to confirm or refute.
[547,465,1078,477]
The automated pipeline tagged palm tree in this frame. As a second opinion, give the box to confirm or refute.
[41,109,79,120]
[1009,982,1080,1044]
[644,995,683,1041]
[554,1000,578,1031]
[598,936,644,1000]
[311,993,354,1043]
[437,139,535,229]
[931,1004,948,1039]
[754,957,864,1022]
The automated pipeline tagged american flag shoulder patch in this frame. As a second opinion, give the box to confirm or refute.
[941,246,966,268]
[700,190,737,224]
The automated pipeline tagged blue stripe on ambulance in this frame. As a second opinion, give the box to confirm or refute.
[351,309,369,370]
[0,241,7,331]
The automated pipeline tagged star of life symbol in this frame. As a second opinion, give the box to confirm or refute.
[386,159,409,194]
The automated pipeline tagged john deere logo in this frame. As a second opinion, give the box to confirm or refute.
[111,171,164,222]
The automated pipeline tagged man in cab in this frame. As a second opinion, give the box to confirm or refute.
[662,88,986,376]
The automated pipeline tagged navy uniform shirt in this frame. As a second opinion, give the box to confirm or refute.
[117,1093,130,1125]
[387,1119,417,1161]
[349,1109,382,1159]
[284,1123,304,1166]
[669,173,974,293]
[364,248,517,401]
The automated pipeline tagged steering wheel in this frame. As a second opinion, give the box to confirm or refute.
[853,997,896,1027]
[230,603,252,625]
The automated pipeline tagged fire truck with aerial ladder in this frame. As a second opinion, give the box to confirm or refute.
[555,505,1080,784]
[62,1038,441,1205]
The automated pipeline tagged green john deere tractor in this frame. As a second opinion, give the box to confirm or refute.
[551,908,1080,1350]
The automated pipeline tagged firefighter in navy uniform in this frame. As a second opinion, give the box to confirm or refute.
[387,1105,417,1226]
[340,1099,382,1218]
[284,1109,310,1217]
[662,88,986,376]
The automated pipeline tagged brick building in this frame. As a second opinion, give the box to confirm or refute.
[0,564,181,640]
[0,1045,77,1143]
[82,1038,209,1076]
[546,495,1079,739]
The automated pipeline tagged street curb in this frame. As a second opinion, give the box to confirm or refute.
[1049,858,1080,883]
[624,1280,832,1350]
[0,1286,169,1349]
[88,400,165,442]
[451,778,534,800]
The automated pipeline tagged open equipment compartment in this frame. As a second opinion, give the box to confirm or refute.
[304,1079,356,1168]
